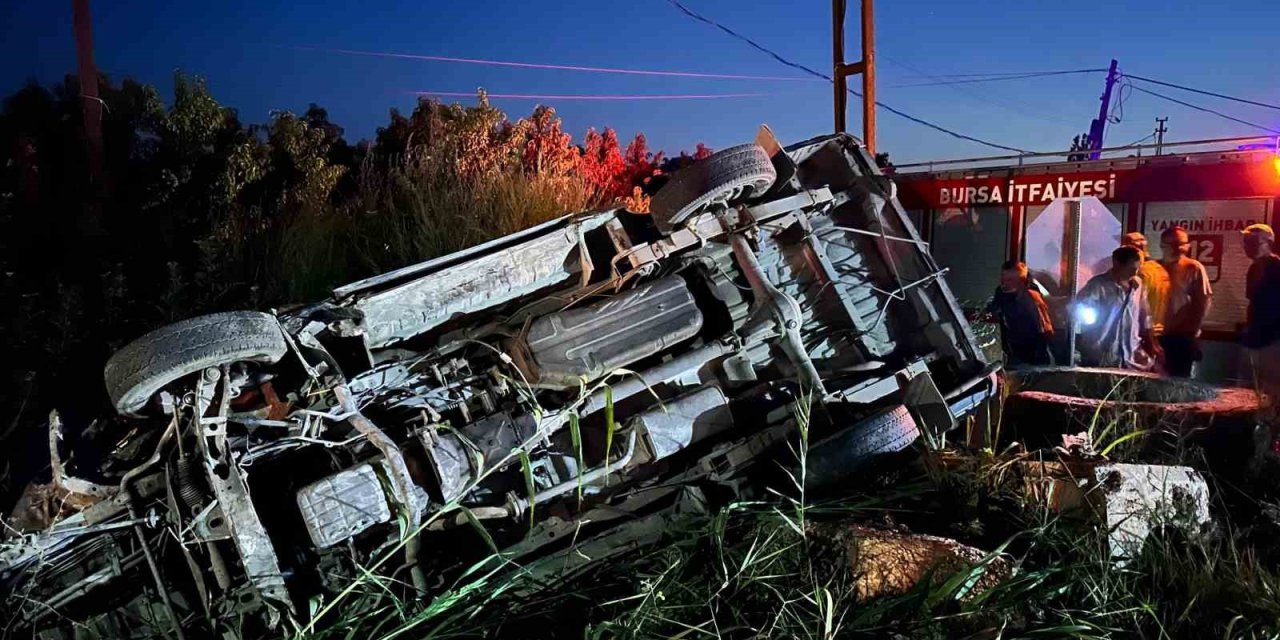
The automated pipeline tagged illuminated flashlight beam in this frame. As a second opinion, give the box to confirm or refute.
[300,46,820,82]
[412,91,776,101]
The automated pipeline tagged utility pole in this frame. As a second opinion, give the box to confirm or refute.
[1154,117,1168,156]
[72,0,104,191]
[859,0,875,154]
[832,0,846,136]
[832,0,876,154]
[1086,59,1119,160]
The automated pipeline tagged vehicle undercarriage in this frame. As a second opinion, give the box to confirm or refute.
[1,130,997,638]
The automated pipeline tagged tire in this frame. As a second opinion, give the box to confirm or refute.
[105,311,289,416]
[649,144,777,233]
[806,406,921,487]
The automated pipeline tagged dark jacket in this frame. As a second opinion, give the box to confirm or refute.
[1244,254,1280,349]
[986,287,1054,365]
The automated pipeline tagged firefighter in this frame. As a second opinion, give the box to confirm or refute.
[1242,223,1280,444]
[985,260,1054,366]
[1076,246,1156,370]
[1156,226,1213,377]
[1121,231,1170,330]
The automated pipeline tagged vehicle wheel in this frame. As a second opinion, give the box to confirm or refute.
[806,405,920,487]
[649,143,777,233]
[105,311,289,416]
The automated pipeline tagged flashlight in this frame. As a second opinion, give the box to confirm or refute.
[1077,304,1099,326]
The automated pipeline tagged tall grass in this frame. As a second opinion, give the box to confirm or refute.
[310,445,1280,640]
[546,454,1280,639]
[273,153,600,302]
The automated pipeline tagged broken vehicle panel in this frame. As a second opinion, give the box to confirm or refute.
[1,132,996,638]
[352,211,615,348]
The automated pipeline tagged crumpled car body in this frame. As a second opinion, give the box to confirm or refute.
[1,131,998,638]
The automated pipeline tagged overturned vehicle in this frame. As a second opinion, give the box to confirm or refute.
[1,131,998,638]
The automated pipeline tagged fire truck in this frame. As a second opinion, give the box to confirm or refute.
[893,136,1280,383]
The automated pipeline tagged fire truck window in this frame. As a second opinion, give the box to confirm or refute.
[929,205,1009,310]
[1024,198,1124,300]
[1026,202,1125,229]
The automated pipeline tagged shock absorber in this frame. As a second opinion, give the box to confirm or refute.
[174,454,207,513]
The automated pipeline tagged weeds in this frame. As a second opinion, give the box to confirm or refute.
[318,449,1280,640]
[282,364,1280,640]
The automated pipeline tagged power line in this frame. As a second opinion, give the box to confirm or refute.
[1124,74,1280,113]
[1119,131,1156,148]
[880,55,1085,128]
[886,69,1106,88]
[411,90,776,101]
[661,0,832,82]
[1129,85,1280,134]
[1108,75,1134,124]
[896,69,1108,79]
[296,45,820,82]
[663,0,1030,154]
[873,102,1028,152]
[872,102,1030,152]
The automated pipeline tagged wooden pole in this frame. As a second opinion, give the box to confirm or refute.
[860,0,876,154]
[832,0,847,134]
[832,0,876,154]
[72,0,104,190]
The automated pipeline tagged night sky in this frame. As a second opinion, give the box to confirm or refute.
[3,0,1278,163]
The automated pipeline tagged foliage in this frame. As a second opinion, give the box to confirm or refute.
[874,151,893,171]
[0,72,709,507]
[581,127,627,201]
[1068,132,1093,161]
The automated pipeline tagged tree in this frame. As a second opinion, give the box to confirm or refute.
[874,152,894,173]
[302,103,343,146]
[517,105,579,179]
[658,142,714,177]
[1067,133,1091,162]
[302,104,358,190]
[373,107,413,159]
[580,127,627,201]
[623,133,663,188]
[264,110,347,213]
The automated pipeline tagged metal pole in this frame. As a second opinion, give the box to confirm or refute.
[1065,200,1083,366]
[860,0,876,154]
[1155,117,1168,156]
[832,0,847,134]
[1087,59,1119,160]
[72,0,104,190]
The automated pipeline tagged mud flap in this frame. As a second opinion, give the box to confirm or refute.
[897,361,955,441]
[755,124,798,195]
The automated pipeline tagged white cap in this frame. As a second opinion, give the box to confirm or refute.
[1243,223,1275,242]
